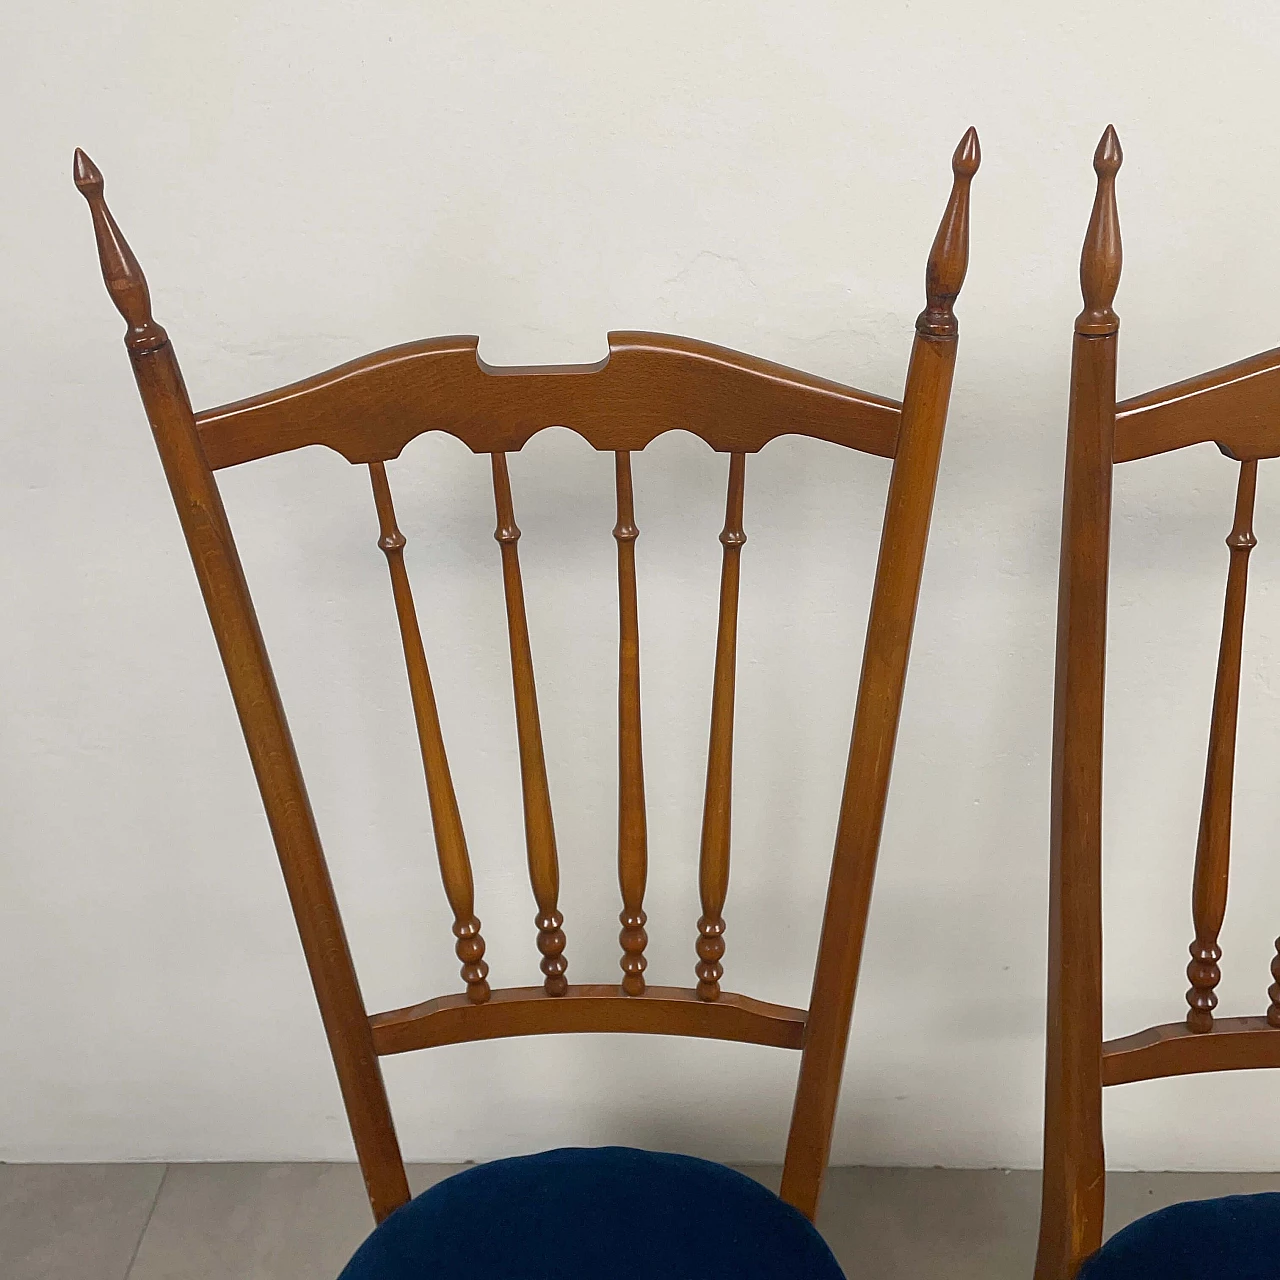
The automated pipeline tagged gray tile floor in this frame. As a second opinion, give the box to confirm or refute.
[3,1162,1277,1279]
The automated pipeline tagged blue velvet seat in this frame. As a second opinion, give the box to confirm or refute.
[338,1146,845,1279]
[1078,1193,1280,1280]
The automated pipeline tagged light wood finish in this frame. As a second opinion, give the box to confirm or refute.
[195,333,903,471]
[370,985,807,1055]
[613,452,649,997]
[781,127,980,1220]
[1038,130,1280,1280]
[76,133,977,1226]
[1185,460,1256,1032]
[368,462,490,1004]
[491,453,568,997]
[72,151,410,1223]
[695,452,747,1002]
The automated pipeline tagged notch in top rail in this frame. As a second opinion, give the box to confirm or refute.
[194,333,903,470]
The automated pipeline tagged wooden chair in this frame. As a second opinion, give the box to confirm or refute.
[74,131,978,1279]
[1038,126,1280,1280]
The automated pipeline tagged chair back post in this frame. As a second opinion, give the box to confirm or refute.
[780,127,979,1220]
[73,151,410,1222]
[1034,125,1123,1280]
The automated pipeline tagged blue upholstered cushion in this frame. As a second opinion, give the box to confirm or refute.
[1078,1192,1280,1280]
[338,1146,845,1279]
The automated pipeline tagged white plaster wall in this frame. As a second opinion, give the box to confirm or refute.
[5,1,1280,1170]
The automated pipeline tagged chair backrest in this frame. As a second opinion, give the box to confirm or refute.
[74,132,978,1225]
[1038,127,1280,1279]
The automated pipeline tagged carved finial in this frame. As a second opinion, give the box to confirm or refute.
[1076,126,1123,335]
[72,149,168,353]
[916,127,980,338]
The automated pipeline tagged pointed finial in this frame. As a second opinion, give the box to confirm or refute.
[1077,126,1123,335]
[916,127,981,338]
[72,149,168,353]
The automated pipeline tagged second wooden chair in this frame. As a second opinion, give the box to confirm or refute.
[1038,126,1280,1280]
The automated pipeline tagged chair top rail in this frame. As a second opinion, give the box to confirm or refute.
[1115,345,1280,463]
[194,331,903,470]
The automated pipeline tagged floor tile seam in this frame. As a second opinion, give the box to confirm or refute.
[122,1164,169,1280]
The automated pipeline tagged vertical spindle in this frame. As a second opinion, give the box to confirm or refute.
[491,453,568,996]
[696,452,747,1001]
[369,462,490,1004]
[614,452,649,995]
[1186,459,1257,1031]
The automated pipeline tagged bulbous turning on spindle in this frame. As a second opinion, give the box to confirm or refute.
[536,910,568,997]
[696,914,726,1001]
[368,462,491,1006]
[916,126,980,338]
[454,916,491,1005]
[73,149,168,353]
[695,452,747,1002]
[619,909,648,996]
[1077,126,1123,336]
[1185,460,1257,1033]
[613,450,649,996]
[1268,939,1280,1028]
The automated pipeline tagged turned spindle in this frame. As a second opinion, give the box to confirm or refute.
[491,453,568,996]
[369,462,490,1004]
[614,451,650,996]
[1186,460,1257,1031]
[696,452,747,1001]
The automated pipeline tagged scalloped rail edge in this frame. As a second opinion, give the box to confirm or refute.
[194,332,903,470]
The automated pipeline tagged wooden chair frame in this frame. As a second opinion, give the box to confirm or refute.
[74,132,978,1225]
[1038,127,1280,1278]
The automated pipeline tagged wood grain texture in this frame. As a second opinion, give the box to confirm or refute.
[491,453,568,997]
[369,985,806,1055]
[1103,1017,1280,1085]
[72,150,169,355]
[696,453,747,1003]
[78,134,974,1232]
[74,153,410,1223]
[613,452,649,996]
[1075,126,1122,338]
[1185,461,1257,1032]
[781,127,980,1222]
[1035,126,1121,1280]
[194,333,903,470]
[368,462,490,1004]
[916,126,980,338]
[1038,130,1280,1280]
[1114,347,1280,463]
